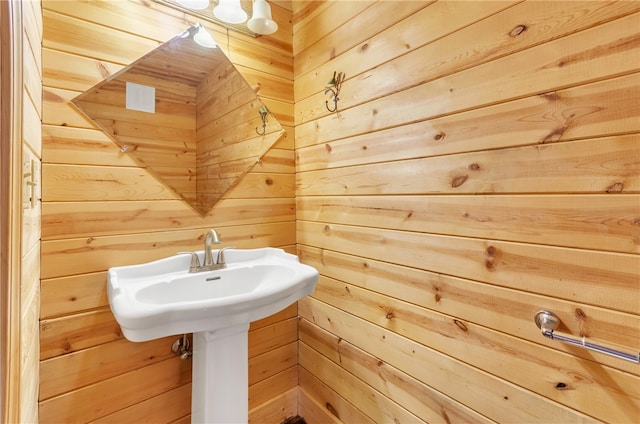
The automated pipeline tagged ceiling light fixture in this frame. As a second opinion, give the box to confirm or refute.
[193,23,217,48]
[168,0,278,35]
[247,0,278,35]
[213,0,247,24]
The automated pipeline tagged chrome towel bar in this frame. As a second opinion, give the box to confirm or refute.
[534,310,639,364]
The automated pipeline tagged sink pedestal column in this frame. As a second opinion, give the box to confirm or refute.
[192,323,250,423]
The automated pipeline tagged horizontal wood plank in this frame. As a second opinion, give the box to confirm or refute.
[296,73,640,160]
[298,384,344,424]
[299,298,598,424]
[42,198,294,240]
[248,366,297,410]
[90,384,192,424]
[300,322,492,424]
[40,337,180,400]
[297,221,640,314]
[295,0,512,103]
[296,13,640,142]
[40,308,121,360]
[38,358,191,423]
[249,342,297,386]
[310,275,640,422]
[40,271,109,319]
[297,245,640,376]
[247,387,297,424]
[41,222,296,279]
[249,317,297,359]
[295,1,639,120]
[296,135,640,196]
[297,194,640,254]
[43,164,179,202]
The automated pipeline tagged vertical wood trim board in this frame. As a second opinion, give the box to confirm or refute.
[293,1,640,423]
[0,2,23,422]
[2,0,42,422]
[22,0,43,420]
[40,0,295,422]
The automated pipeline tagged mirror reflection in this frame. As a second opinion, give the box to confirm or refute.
[72,25,285,216]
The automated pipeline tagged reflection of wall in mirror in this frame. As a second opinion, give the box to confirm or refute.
[196,59,263,212]
[71,29,285,216]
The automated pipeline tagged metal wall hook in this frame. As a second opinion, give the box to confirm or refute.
[324,71,344,113]
[534,310,639,363]
[255,106,269,135]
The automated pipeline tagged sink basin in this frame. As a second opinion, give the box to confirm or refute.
[107,247,319,342]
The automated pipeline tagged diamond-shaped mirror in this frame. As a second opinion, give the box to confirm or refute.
[72,26,284,216]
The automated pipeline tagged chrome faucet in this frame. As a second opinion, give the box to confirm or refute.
[203,229,221,268]
[178,229,231,272]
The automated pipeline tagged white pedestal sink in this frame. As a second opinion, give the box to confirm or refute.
[107,248,319,423]
[192,325,249,423]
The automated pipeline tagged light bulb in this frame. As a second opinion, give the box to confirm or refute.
[213,0,247,24]
[247,0,278,35]
[193,24,217,48]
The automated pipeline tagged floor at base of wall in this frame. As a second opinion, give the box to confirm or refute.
[282,416,306,424]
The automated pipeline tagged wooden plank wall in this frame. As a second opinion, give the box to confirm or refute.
[195,57,283,210]
[70,38,200,207]
[293,1,640,423]
[21,0,43,422]
[39,0,296,422]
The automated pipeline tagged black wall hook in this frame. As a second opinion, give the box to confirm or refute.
[324,71,344,113]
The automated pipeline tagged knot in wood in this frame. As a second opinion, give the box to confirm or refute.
[606,182,624,193]
[325,402,339,418]
[454,319,468,332]
[468,163,481,171]
[509,24,528,37]
[97,62,111,79]
[451,175,468,188]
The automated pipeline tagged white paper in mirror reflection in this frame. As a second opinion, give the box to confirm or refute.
[125,82,155,113]
[247,0,278,35]
[214,0,247,24]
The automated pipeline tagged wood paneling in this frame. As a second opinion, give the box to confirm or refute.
[35,0,640,422]
[20,0,43,422]
[40,0,296,422]
[294,1,640,423]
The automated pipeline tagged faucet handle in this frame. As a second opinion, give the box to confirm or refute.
[177,251,201,272]
[216,246,236,267]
